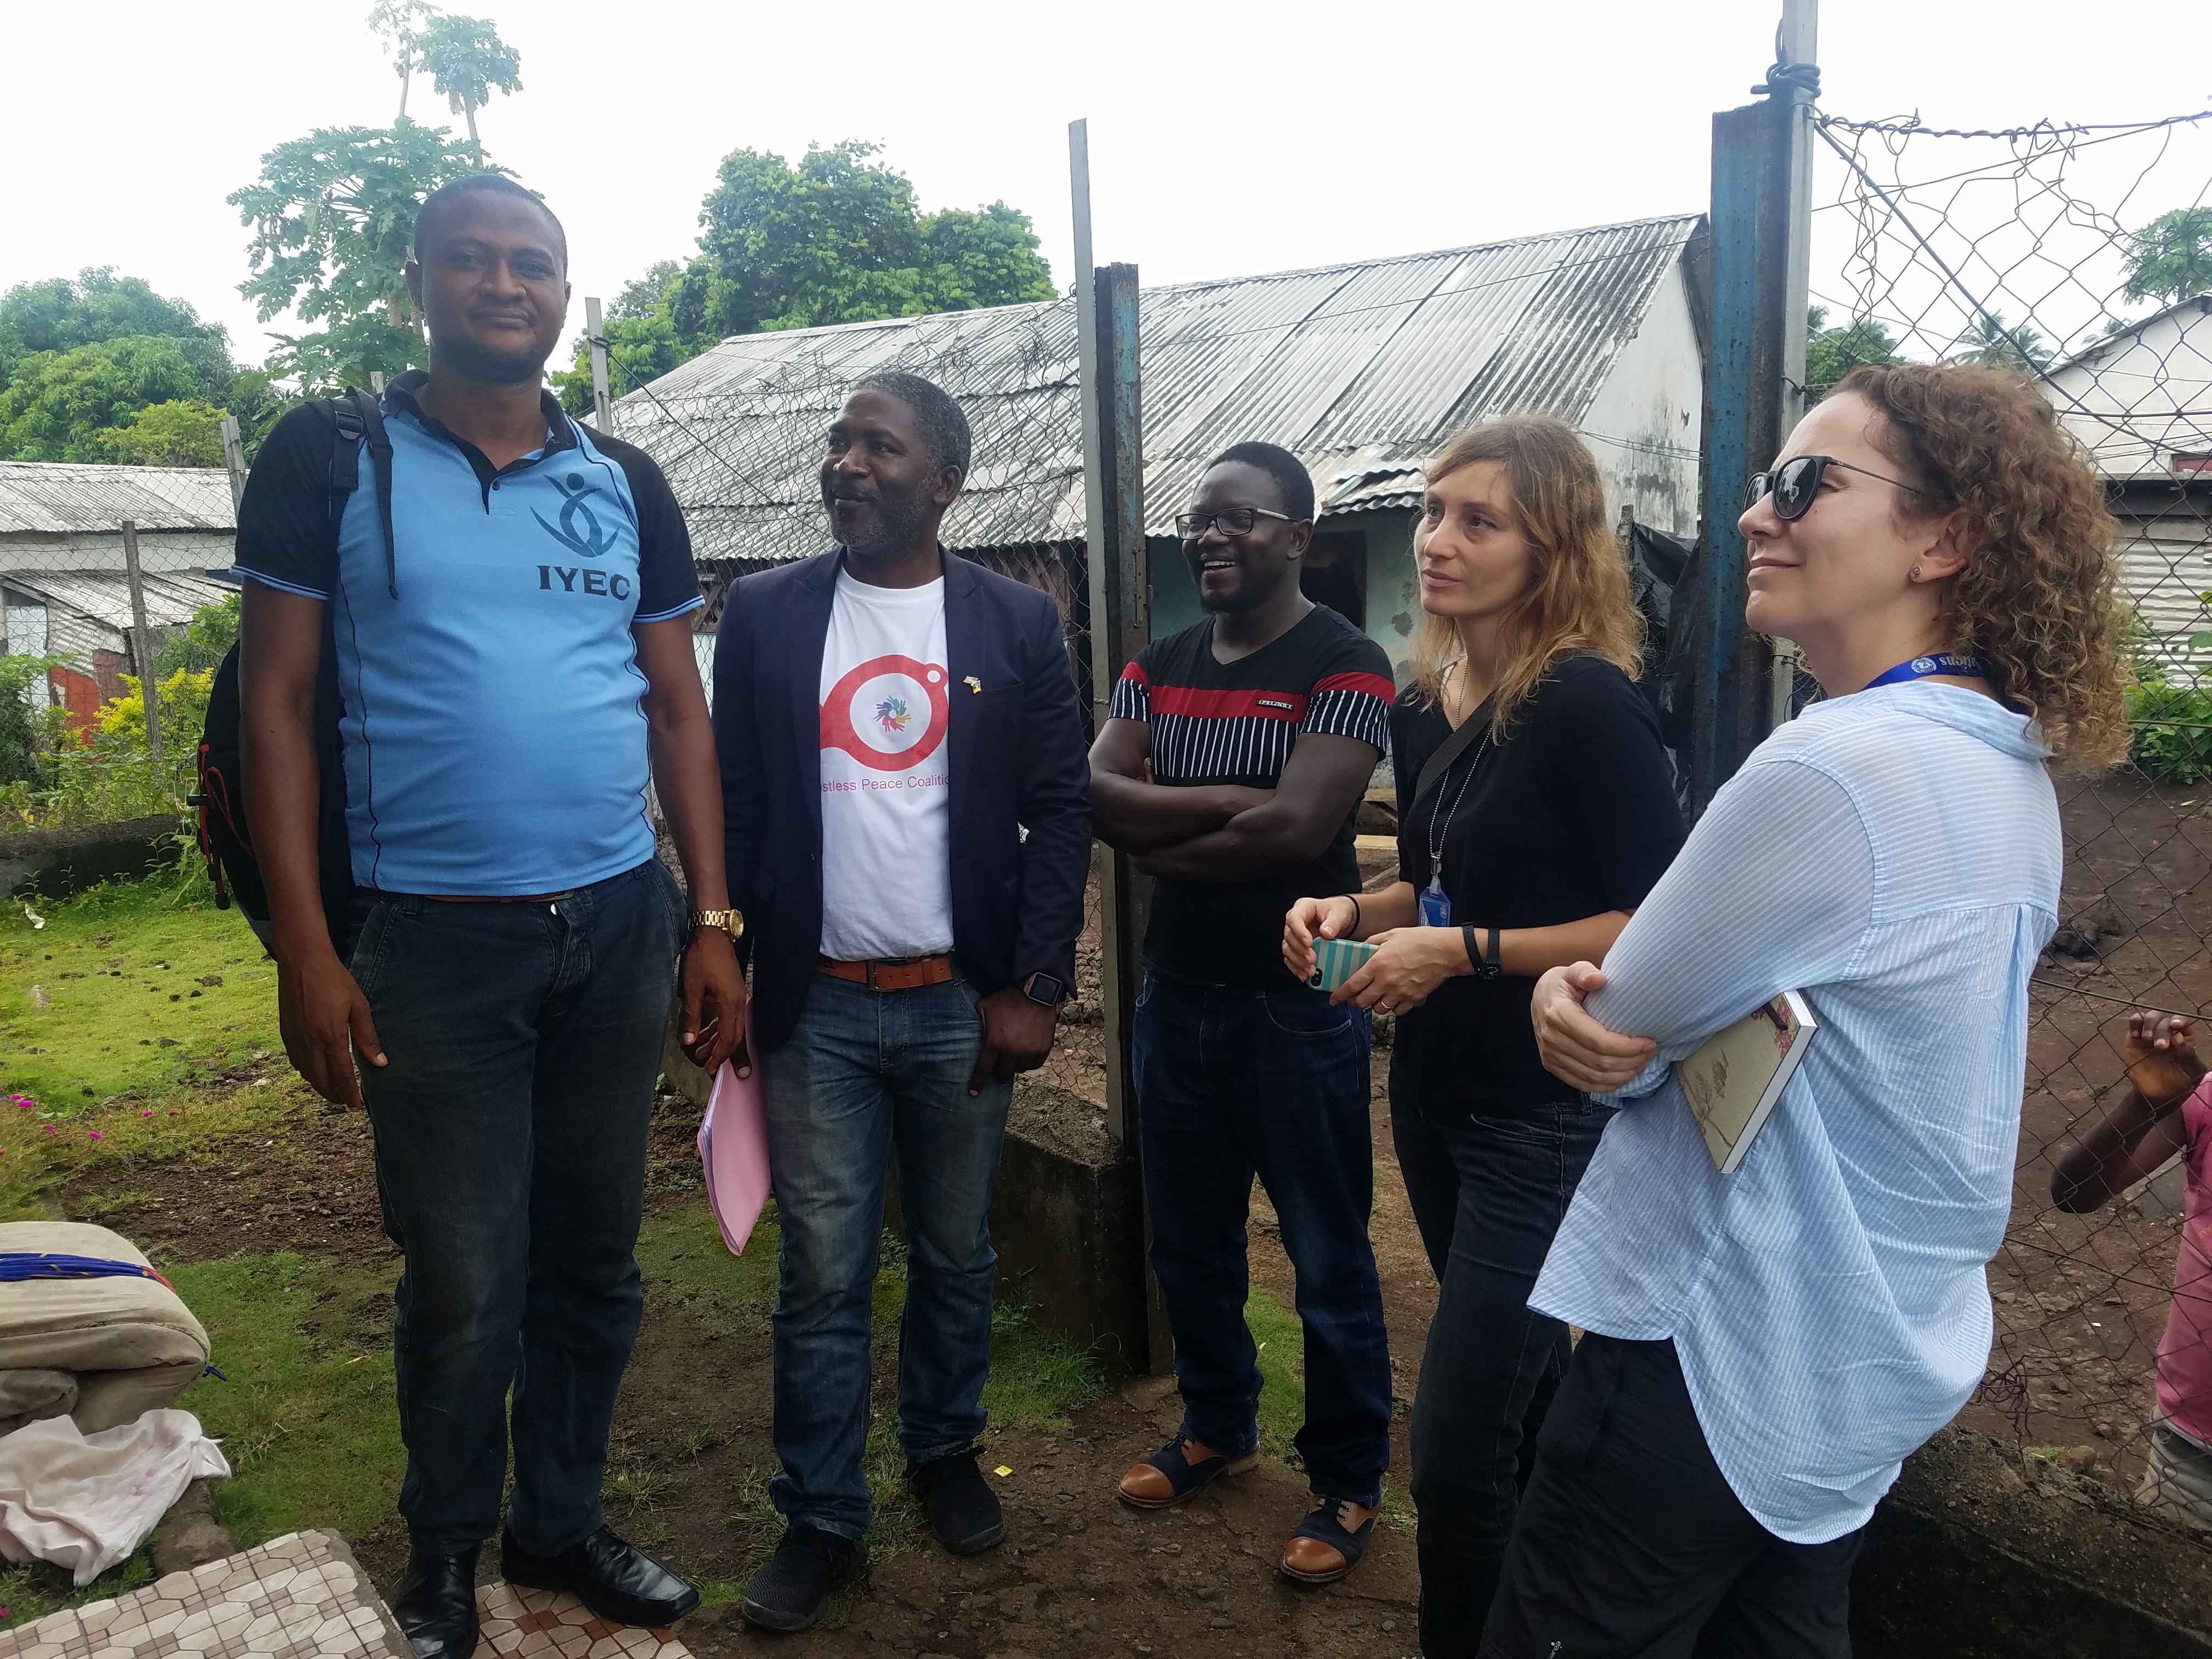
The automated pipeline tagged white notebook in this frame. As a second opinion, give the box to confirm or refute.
[1676,991,1818,1174]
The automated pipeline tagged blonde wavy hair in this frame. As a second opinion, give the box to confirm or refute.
[1834,364,2128,770]
[1407,416,1645,732]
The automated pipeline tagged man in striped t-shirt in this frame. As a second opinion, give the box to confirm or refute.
[1090,443,1396,1585]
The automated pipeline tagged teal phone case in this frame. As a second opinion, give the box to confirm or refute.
[1308,936,1378,993]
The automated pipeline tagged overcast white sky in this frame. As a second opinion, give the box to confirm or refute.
[7,0,2209,369]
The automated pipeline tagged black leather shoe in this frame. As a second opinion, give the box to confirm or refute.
[909,1446,1006,1555]
[500,1525,700,1627]
[740,1524,866,1633]
[389,1547,480,1659]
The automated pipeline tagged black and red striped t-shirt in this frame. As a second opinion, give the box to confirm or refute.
[1111,605,1393,985]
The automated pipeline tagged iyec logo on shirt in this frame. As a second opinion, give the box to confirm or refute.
[533,471,634,600]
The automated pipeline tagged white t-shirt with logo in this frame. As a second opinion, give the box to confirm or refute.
[817,571,955,961]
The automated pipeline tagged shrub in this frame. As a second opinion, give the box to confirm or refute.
[2128,678,2212,785]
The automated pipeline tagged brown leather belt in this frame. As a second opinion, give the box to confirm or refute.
[817,953,955,991]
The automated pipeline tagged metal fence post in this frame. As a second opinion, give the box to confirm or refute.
[219,416,249,517]
[119,520,161,759]
[1688,0,1819,809]
[586,296,616,435]
[1073,120,1168,1372]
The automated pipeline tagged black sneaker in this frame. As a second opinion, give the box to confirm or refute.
[909,1446,1007,1555]
[740,1523,866,1633]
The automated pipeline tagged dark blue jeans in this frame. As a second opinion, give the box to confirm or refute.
[1391,1072,1614,1659]
[349,858,684,1556]
[1133,973,1392,1506]
[759,970,1011,1539]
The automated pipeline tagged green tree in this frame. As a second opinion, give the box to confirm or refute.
[2122,207,2212,307]
[0,336,205,462]
[101,399,228,467]
[229,119,491,392]
[0,269,274,445]
[689,142,1057,337]
[1953,309,2052,373]
[366,0,441,120]
[1804,306,1903,386]
[611,261,682,320]
[413,13,522,155]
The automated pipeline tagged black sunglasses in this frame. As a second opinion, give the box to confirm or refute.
[1745,454,1930,521]
[1175,506,1296,539]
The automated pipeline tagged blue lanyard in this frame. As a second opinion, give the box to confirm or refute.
[1863,653,1987,690]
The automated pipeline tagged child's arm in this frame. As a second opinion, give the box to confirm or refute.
[2051,1012,2202,1212]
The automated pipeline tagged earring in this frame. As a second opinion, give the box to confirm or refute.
[1909,563,1923,583]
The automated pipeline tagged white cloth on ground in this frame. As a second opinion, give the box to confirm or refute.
[0,1408,230,1583]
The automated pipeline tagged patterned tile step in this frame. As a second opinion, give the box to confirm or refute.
[471,1583,687,1659]
[0,1529,407,1659]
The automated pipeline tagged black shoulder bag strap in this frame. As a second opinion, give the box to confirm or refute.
[1412,693,1497,811]
[329,388,398,597]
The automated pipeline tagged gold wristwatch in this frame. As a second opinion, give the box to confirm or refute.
[691,909,745,941]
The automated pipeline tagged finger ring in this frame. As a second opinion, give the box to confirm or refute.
[1379,1001,1395,1014]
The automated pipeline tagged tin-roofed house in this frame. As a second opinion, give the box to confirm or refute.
[609,213,1709,718]
[2042,295,2212,681]
[0,461,239,723]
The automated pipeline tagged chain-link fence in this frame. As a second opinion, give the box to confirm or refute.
[1808,104,2212,1505]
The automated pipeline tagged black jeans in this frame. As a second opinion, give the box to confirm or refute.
[1391,1077,1612,1659]
[349,859,684,1554]
[1479,1335,1865,1658]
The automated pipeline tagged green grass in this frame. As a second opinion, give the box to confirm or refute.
[168,1253,407,1547]
[0,876,280,1107]
[1246,1286,1307,1464]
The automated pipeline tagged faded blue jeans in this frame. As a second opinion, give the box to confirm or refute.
[349,857,684,1556]
[760,969,1012,1539]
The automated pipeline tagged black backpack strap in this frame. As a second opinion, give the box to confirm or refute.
[328,388,400,600]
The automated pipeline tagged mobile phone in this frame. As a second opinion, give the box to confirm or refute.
[1308,936,1378,994]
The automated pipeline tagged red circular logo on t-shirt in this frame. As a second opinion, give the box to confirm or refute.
[820,655,950,771]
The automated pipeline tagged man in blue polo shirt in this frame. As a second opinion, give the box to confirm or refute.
[235,174,743,1658]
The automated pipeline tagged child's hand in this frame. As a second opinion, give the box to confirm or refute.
[2125,1011,2202,1104]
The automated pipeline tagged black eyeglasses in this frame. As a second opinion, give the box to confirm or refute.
[1745,454,1930,521]
[1175,506,1296,539]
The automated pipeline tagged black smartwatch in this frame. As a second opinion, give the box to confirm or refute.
[1022,971,1069,1007]
[1463,924,1505,981]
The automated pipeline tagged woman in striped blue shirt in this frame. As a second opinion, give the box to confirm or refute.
[1482,364,2128,1657]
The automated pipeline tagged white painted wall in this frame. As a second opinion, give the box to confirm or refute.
[1578,261,1705,539]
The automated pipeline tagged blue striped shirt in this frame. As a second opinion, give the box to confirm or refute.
[1532,682,2061,1543]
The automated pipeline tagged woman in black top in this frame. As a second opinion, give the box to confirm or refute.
[1283,418,1686,1654]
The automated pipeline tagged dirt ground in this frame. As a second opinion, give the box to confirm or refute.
[59,1045,1436,1659]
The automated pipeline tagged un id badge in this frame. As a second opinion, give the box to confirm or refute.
[1419,884,1453,927]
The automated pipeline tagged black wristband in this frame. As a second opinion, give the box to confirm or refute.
[1347,895,1363,940]
[1463,923,1505,980]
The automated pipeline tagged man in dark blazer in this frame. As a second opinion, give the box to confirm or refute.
[712,372,1091,1632]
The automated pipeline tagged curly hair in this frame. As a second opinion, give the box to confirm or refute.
[1834,364,2127,770]
[1406,417,1644,732]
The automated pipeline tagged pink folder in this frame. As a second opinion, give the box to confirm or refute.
[697,1011,771,1255]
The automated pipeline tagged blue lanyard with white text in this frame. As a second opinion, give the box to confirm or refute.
[1862,653,1987,691]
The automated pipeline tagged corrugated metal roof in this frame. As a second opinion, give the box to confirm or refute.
[611,216,1703,562]
[0,461,236,537]
[5,568,232,632]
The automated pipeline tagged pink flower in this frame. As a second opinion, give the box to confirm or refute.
[140,1110,153,1118]
[42,1126,57,1136]
[86,1131,101,1142]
